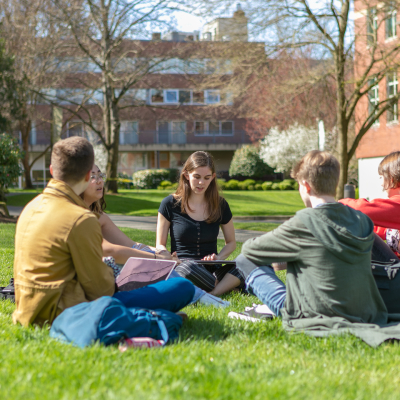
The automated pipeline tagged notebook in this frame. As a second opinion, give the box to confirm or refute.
[116,258,177,292]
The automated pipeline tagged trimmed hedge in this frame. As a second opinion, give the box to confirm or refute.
[132,169,179,189]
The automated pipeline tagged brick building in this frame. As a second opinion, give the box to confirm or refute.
[355,1,400,199]
[22,6,259,187]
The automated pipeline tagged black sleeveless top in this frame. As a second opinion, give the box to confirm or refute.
[158,195,233,259]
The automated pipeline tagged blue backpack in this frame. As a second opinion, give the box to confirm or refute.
[50,297,183,348]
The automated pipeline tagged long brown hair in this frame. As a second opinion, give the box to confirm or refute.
[378,151,400,190]
[80,188,107,214]
[174,151,222,223]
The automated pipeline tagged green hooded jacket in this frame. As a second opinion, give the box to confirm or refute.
[242,202,388,325]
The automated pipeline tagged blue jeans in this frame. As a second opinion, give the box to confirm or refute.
[168,270,205,303]
[113,277,195,313]
[236,254,286,317]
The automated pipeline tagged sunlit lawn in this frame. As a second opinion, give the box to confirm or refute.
[2,223,400,400]
[7,189,304,217]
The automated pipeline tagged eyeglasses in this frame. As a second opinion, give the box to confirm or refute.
[90,173,106,183]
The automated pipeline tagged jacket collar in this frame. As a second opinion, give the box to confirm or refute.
[44,179,89,210]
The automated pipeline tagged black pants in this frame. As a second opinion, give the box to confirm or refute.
[175,260,244,292]
[371,233,400,262]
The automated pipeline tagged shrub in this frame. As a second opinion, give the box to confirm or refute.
[117,172,133,189]
[255,184,263,190]
[132,169,179,189]
[217,179,226,189]
[248,184,255,191]
[158,182,178,191]
[160,180,172,187]
[271,183,281,190]
[293,181,299,190]
[225,179,239,190]
[238,182,247,190]
[242,179,256,190]
[229,145,274,178]
[262,181,273,191]
[279,180,295,190]
[0,133,23,202]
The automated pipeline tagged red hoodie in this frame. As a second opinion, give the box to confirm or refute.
[339,195,400,239]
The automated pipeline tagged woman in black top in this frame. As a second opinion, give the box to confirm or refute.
[157,151,244,296]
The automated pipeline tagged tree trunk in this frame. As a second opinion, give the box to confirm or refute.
[335,37,349,200]
[20,120,34,189]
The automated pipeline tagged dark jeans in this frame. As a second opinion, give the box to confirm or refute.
[371,233,400,263]
[113,277,195,313]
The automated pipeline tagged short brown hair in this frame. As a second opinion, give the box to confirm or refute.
[378,151,400,190]
[291,150,340,196]
[51,137,94,184]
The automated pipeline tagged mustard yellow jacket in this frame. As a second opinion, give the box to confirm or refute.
[13,179,115,326]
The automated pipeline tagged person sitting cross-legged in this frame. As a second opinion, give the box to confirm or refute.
[13,137,194,327]
[235,150,388,326]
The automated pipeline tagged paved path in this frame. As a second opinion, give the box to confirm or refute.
[8,206,286,242]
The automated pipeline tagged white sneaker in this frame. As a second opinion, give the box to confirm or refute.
[198,293,230,308]
[228,311,265,323]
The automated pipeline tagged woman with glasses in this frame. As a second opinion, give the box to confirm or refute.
[81,164,175,263]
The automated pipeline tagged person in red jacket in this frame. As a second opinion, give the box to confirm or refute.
[340,151,400,261]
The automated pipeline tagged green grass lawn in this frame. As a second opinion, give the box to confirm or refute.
[2,223,400,399]
[7,189,304,216]
[233,222,280,232]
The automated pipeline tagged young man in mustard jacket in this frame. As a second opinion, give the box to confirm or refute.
[13,137,193,326]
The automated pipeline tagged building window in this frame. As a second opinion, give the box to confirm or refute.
[120,121,139,144]
[157,121,187,144]
[179,90,191,104]
[194,121,234,136]
[367,7,378,45]
[151,89,164,103]
[29,121,37,145]
[386,4,397,39]
[67,122,99,142]
[387,72,398,123]
[193,91,204,104]
[205,90,220,104]
[368,78,379,124]
[165,89,179,103]
[221,121,233,135]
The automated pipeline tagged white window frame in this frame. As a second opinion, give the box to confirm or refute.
[367,7,378,46]
[368,78,380,125]
[387,72,398,124]
[156,121,187,144]
[150,89,194,105]
[120,121,139,145]
[193,121,234,136]
[205,90,220,104]
[164,89,179,104]
[386,5,397,40]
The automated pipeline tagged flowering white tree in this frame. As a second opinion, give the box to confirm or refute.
[260,124,318,173]
[93,145,108,173]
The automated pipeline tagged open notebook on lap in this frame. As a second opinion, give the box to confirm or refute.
[116,258,177,291]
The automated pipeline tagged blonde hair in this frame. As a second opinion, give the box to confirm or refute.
[291,150,340,196]
[174,151,222,223]
[378,152,400,190]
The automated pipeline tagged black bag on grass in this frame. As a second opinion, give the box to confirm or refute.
[371,259,400,314]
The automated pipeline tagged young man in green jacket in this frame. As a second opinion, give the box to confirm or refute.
[236,151,387,325]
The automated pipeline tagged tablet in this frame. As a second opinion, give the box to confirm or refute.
[116,257,177,291]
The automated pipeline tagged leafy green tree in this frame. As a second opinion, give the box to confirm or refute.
[0,134,23,202]
[229,145,273,179]
[0,35,24,132]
